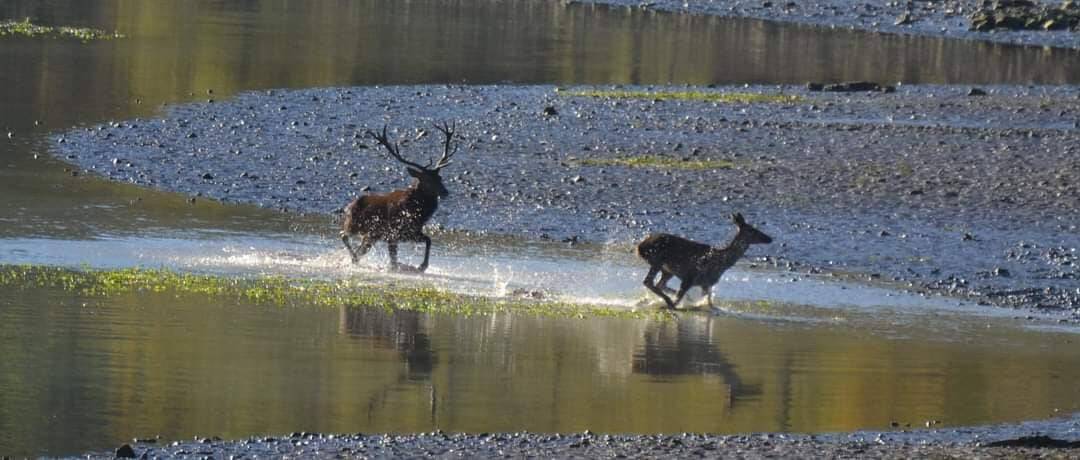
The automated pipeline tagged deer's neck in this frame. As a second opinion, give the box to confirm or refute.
[404,185,441,219]
[709,232,751,267]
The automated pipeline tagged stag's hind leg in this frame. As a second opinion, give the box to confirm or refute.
[643,266,676,309]
[341,232,373,265]
[341,232,358,263]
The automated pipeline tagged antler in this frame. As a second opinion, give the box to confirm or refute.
[365,125,427,171]
[432,121,458,171]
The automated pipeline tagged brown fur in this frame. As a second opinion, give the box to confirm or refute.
[637,213,772,309]
[340,123,458,272]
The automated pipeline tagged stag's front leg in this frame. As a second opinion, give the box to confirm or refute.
[416,234,432,273]
[387,241,400,271]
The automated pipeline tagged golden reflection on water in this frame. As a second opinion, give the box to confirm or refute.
[2,0,1080,457]
[2,0,1078,135]
[3,282,1078,456]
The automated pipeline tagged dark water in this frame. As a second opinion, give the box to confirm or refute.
[3,0,1080,457]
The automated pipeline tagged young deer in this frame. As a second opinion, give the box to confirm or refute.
[340,122,459,273]
[637,213,772,309]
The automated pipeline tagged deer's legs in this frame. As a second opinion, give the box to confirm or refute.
[387,241,400,271]
[643,266,676,309]
[656,272,676,294]
[342,233,371,264]
[670,277,694,309]
[342,233,374,265]
[416,234,432,273]
[341,232,357,263]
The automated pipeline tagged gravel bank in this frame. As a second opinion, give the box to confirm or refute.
[84,414,1080,458]
[52,84,1080,317]
[570,0,1080,49]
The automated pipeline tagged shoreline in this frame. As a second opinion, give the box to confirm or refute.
[82,413,1080,458]
[50,84,1080,319]
[568,0,1080,50]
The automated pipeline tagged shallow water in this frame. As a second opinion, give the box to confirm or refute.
[3,232,1080,457]
[3,0,1080,457]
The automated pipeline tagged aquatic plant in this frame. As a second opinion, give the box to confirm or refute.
[0,264,669,320]
[0,18,124,41]
[559,89,802,104]
[578,154,736,170]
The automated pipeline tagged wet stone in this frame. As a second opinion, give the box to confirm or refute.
[115,444,137,458]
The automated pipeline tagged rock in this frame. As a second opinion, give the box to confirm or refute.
[201,173,214,180]
[806,82,825,91]
[542,106,558,117]
[115,444,137,458]
[895,11,915,25]
[983,435,1080,448]
[821,81,891,92]
[968,87,988,96]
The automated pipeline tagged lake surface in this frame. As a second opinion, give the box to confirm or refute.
[2,0,1080,457]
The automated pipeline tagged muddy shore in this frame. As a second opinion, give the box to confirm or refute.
[571,0,1080,49]
[52,84,1080,318]
[86,414,1080,458]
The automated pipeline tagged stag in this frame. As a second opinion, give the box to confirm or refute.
[340,122,459,272]
[637,213,772,309]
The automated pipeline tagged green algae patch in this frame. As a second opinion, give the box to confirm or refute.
[0,265,667,320]
[579,154,736,170]
[0,18,125,41]
[559,89,802,104]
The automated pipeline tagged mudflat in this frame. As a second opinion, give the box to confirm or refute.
[52,84,1080,319]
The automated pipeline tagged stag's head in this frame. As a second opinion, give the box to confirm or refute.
[366,122,459,198]
[732,213,772,245]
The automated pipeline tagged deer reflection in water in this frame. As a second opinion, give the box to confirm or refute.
[339,306,439,425]
[633,315,760,408]
[339,306,436,380]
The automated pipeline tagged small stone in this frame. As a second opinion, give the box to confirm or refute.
[542,106,558,117]
[968,87,988,96]
[201,173,214,180]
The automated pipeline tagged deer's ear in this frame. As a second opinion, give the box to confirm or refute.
[406,167,423,178]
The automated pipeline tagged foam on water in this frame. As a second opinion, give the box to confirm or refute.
[1,230,1069,332]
